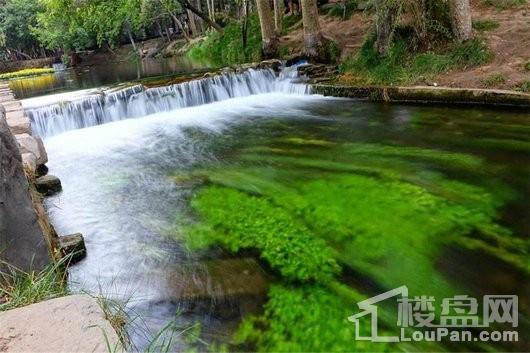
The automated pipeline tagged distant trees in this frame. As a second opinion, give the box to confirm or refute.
[0,0,45,60]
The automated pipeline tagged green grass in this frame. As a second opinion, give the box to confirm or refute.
[481,72,506,87]
[472,20,500,31]
[339,35,493,84]
[0,261,68,311]
[0,67,54,80]
[187,15,262,66]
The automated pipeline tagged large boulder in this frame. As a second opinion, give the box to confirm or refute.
[0,107,50,272]
[0,295,123,353]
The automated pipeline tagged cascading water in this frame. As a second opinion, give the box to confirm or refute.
[23,65,310,138]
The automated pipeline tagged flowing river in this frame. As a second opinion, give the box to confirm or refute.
[21,65,529,352]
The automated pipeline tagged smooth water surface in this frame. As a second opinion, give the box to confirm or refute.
[10,57,210,99]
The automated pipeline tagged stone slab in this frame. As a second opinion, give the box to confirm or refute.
[0,295,122,353]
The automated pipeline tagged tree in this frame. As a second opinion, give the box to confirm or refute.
[176,0,224,33]
[373,0,400,56]
[0,0,45,60]
[449,0,472,42]
[300,0,331,62]
[273,0,283,35]
[255,0,278,58]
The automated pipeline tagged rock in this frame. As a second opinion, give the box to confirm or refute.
[0,108,51,272]
[15,133,46,164]
[59,233,87,264]
[36,163,49,177]
[21,152,37,172]
[35,137,48,165]
[35,174,62,196]
[6,115,31,134]
[0,295,122,353]
[258,59,283,72]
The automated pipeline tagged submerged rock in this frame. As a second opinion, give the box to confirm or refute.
[35,174,62,196]
[58,233,86,264]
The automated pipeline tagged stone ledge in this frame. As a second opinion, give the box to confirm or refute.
[311,84,530,108]
[0,295,123,353]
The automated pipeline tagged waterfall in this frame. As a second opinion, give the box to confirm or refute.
[24,66,310,138]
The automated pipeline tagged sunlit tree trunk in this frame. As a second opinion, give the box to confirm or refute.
[273,0,283,35]
[450,0,472,42]
[300,0,330,62]
[256,0,279,58]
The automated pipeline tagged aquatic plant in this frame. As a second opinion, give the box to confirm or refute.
[186,186,339,283]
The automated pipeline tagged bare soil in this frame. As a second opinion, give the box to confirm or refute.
[281,0,530,90]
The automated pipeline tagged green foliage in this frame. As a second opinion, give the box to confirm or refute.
[0,67,54,80]
[481,72,506,87]
[0,262,68,311]
[0,0,43,58]
[339,35,493,84]
[186,186,339,282]
[188,15,262,66]
[472,20,500,31]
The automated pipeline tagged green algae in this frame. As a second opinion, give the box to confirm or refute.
[174,108,528,352]
[186,186,339,283]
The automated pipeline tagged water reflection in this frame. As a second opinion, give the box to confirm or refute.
[10,57,212,99]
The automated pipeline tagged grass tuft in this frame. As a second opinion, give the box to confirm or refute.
[0,260,68,311]
[473,20,500,31]
[481,72,506,87]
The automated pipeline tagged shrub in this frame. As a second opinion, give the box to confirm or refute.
[187,15,262,66]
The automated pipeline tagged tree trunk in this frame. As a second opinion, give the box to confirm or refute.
[187,10,198,37]
[178,0,224,33]
[126,24,139,53]
[374,0,397,56]
[255,0,279,58]
[195,0,204,33]
[450,0,472,42]
[300,0,330,62]
[156,21,166,41]
[273,0,283,35]
[171,13,191,42]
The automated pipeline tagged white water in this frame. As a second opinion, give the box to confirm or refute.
[34,66,322,348]
[23,66,309,138]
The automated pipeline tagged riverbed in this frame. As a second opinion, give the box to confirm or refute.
[22,65,530,352]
